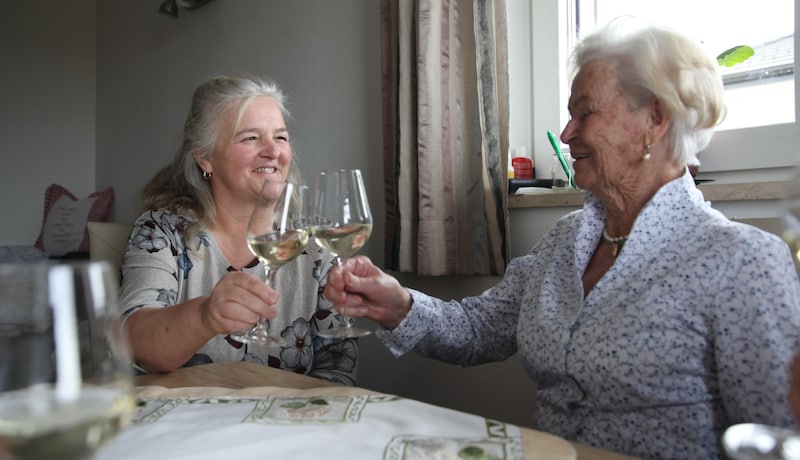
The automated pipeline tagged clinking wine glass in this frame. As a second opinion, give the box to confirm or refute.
[228,179,311,345]
[0,261,135,460]
[312,169,373,338]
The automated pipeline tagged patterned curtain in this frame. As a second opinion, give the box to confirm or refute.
[380,0,509,276]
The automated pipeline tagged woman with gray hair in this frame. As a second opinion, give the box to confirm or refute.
[120,75,356,385]
[322,20,800,458]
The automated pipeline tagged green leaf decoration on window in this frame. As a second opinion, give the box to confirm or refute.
[717,45,755,67]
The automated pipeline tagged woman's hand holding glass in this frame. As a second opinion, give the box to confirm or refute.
[322,255,412,331]
[228,179,311,345]
[202,271,279,336]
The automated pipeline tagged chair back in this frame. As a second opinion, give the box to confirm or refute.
[87,222,133,284]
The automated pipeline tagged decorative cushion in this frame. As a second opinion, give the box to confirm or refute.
[34,184,115,256]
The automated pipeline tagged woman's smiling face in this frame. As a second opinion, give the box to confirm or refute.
[560,60,650,194]
[199,96,292,206]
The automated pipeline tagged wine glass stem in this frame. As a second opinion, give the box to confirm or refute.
[334,258,353,329]
[257,267,277,328]
[264,266,276,287]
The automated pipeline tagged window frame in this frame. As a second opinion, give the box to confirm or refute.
[508,0,800,179]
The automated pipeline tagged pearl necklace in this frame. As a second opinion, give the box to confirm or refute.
[601,229,628,257]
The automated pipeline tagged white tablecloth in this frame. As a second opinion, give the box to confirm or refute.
[96,386,576,460]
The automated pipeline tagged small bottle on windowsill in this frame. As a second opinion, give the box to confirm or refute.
[511,146,533,179]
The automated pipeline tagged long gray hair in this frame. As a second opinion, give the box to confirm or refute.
[140,74,302,241]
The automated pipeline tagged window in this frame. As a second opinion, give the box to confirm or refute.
[508,0,799,177]
[574,0,794,132]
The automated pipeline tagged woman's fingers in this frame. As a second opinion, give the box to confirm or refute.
[204,272,279,332]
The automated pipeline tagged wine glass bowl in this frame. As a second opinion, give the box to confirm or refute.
[311,169,373,338]
[0,261,135,460]
[311,223,372,262]
[229,179,311,345]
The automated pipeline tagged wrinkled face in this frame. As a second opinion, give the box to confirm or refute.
[198,96,292,205]
[560,61,650,194]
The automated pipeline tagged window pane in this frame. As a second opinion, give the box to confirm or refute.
[574,0,795,131]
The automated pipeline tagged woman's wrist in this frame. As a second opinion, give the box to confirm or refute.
[385,289,414,330]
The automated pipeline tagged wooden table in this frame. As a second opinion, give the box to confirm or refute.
[136,361,341,390]
[136,362,638,460]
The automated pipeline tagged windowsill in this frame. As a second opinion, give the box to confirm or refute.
[507,180,789,209]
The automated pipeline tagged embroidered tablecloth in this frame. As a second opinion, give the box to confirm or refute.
[95,385,576,460]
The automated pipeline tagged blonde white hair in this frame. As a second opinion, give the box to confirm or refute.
[569,18,726,166]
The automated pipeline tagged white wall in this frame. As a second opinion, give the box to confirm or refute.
[0,0,96,245]
[94,0,385,240]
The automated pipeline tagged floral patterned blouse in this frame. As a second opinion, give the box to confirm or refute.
[378,170,800,459]
[119,209,358,386]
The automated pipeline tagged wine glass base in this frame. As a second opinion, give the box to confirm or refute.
[723,423,800,460]
[315,327,372,339]
[229,331,285,346]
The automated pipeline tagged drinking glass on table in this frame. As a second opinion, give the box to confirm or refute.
[311,168,373,338]
[0,261,135,460]
[229,179,311,345]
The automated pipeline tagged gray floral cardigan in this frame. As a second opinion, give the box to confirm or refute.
[119,209,357,386]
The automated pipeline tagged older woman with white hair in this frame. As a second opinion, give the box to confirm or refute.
[321,20,800,459]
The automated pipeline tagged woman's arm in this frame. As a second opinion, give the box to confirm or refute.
[125,271,278,372]
[120,212,277,372]
[124,297,213,372]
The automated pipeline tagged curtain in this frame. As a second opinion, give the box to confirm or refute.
[380,0,509,276]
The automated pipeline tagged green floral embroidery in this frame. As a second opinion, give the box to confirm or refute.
[458,445,500,460]
[280,398,329,409]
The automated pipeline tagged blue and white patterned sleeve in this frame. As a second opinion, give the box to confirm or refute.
[713,226,800,428]
[377,276,523,365]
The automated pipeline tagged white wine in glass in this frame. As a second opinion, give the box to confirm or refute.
[312,169,373,338]
[0,261,135,460]
[229,179,311,345]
